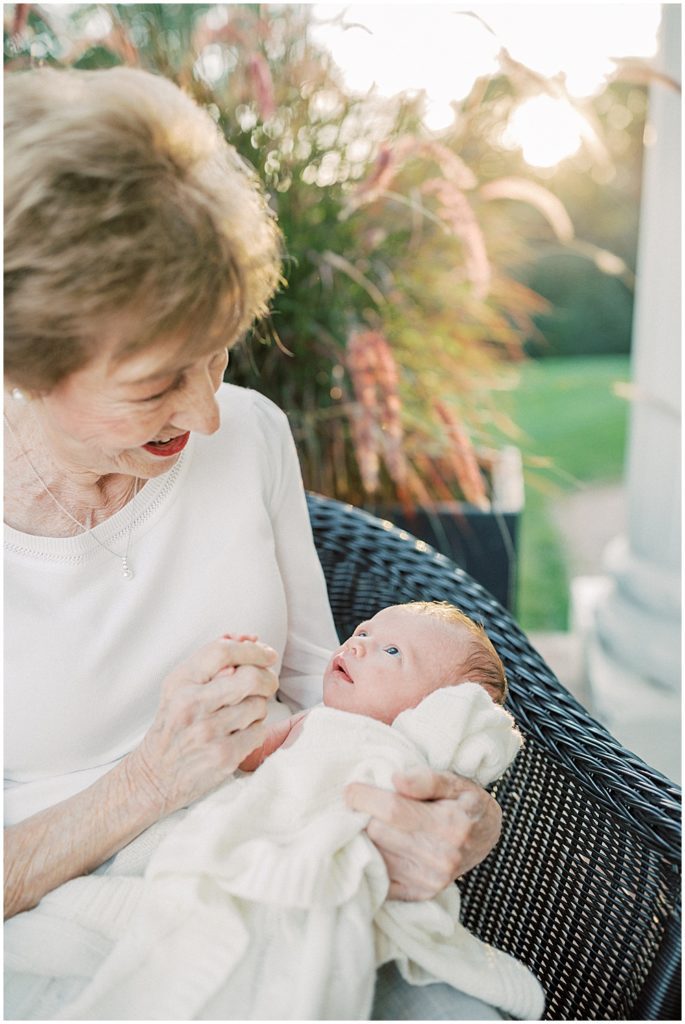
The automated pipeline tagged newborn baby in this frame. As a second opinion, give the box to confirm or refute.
[241,600,508,768]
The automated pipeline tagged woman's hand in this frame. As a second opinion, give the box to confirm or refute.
[4,636,278,919]
[345,768,502,901]
[129,636,279,816]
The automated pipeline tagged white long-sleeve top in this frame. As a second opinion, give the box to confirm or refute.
[4,383,339,825]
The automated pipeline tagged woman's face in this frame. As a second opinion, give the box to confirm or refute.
[31,338,229,480]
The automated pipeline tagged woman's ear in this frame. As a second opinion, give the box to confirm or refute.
[6,384,44,404]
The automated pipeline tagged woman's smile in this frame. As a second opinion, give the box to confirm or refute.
[142,432,191,457]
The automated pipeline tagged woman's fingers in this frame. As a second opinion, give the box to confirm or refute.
[364,811,460,896]
[173,636,278,687]
[136,635,283,816]
[373,846,441,902]
[345,770,502,898]
[201,664,279,711]
[199,695,270,737]
[344,781,428,831]
[391,769,489,811]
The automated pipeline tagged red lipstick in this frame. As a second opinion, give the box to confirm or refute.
[142,432,190,457]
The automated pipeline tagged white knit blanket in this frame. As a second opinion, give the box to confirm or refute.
[5,684,545,1020]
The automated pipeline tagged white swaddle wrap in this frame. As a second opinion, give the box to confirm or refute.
[5,684,545,1020]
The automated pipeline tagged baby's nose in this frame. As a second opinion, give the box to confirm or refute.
[344,637,367,658]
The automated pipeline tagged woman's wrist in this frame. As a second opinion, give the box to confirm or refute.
[121,744,172,821]
[4,754,166,920]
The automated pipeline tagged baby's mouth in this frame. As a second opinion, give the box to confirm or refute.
[332,654,354,684]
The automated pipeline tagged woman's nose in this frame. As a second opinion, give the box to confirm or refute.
[172,372,221,435]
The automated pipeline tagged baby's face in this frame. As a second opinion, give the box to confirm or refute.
[322,606,471,724]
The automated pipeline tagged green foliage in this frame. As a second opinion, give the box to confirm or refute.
[72,45,122,69]
[519,253,633,357]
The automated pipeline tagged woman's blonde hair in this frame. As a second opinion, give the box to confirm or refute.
[400,600,509,704]
[4,67,282,391]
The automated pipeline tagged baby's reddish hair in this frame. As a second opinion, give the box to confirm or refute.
[398,601,508,704]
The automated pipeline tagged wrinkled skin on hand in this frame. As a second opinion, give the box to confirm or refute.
[131,635,279,816]
[345,768,502,901]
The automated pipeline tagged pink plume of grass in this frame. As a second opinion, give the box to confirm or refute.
[247,53,276,121]
[346,329,408,495]
[422,178,491,300]
[11,4,30,39]
[433,400,491,510]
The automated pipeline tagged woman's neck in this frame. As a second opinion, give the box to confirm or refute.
[4,404,140,537]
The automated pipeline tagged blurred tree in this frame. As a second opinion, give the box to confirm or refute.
[512,78,648,358]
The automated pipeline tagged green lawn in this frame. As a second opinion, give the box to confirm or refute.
[496,355,631,630]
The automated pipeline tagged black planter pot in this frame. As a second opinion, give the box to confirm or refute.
[370,447,524,612]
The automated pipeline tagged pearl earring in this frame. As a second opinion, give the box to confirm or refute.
[10,388,26,402]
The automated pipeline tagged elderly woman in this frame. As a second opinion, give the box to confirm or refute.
[4,67,502,1019]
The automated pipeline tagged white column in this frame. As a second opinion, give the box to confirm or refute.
[583,4,681,782]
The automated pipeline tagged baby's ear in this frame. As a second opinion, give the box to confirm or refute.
[481,681,504,705]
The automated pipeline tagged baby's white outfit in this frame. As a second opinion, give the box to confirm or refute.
[7,684,545,1020]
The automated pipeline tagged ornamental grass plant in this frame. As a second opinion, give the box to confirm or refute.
[6,3,607,511]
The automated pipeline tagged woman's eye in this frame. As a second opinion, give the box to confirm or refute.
[384,646,401,657]
[141,376,184,402]
[355,630,368,637]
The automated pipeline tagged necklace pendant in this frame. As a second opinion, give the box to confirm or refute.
[121,557,134,581]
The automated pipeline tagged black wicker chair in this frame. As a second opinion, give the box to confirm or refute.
[306,493,681,1021]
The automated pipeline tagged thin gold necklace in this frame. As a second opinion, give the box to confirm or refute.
[4,411,141,581]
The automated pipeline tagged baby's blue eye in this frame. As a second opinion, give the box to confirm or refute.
[384,645,401,657]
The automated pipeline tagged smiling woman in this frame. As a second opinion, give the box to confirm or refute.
[5,343,230,515]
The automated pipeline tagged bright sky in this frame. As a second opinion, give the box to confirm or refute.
[310,3,663,159]
[56,1,664,169]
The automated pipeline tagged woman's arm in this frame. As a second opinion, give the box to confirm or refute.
[4,636,278,919]
[255,396,340,710]
[345,769,502,900]
[4,752,164,919]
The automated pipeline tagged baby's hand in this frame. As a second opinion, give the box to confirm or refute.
[238,711,309,771]
[132,634,278,817]
[218,634,261,675]
[222,632,259,643]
